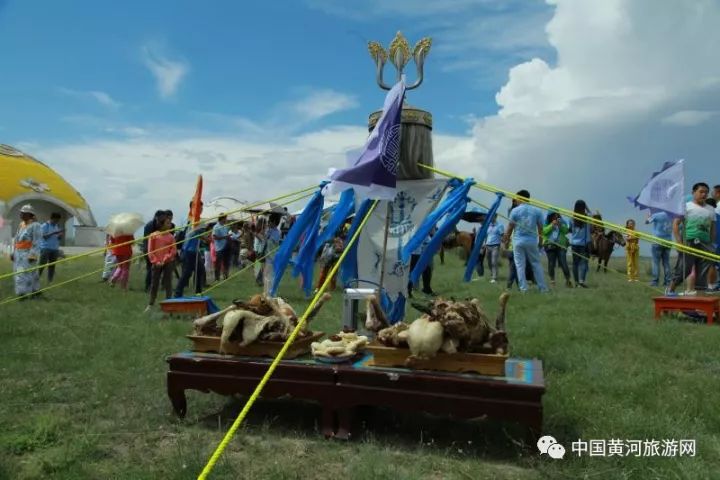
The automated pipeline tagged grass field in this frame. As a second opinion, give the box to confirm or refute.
[1,251,719,479]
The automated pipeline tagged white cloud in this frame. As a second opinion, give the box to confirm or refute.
[141,42,189,99]
[191,88,359,137]
[30,125,468,228]
[29,128,360,224]
[289,90,358,122]
[495,0,720,117]
[455,0,720,236]
[58,87,121,109]
[104,126,148,137]
[662,110,718,127]
[60,115,150,138]
[89,91,120,109]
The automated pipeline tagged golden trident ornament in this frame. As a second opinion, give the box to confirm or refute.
[368,31,431,91]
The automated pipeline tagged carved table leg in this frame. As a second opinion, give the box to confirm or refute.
[525,412,543,446]
[167,373,187,418]
[321,407,335,438]
[335,408,354,440]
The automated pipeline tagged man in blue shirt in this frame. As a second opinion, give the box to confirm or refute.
[174,222,208,297]
[38,212,64,283]
[503,190,548,292]
[645,211,673,286]
[485,215,505,283]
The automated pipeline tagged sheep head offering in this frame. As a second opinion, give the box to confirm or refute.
[192,293,332,354]
[378,293,510,363]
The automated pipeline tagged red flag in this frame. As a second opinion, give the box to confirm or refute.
[190,175,203,226]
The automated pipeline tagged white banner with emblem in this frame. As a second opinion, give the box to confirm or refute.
[357,178,446,309]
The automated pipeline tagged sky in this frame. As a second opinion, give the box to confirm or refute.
[1,0,719,240]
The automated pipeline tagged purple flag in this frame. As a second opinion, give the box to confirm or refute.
[324,80,406,200]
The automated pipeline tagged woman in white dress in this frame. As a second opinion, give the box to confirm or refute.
[11,205,43,298]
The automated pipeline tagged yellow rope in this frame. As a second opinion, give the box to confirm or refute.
[0,191,314,306]
[423,164,720,263]
[0,254,131,306]
[0,185,317,280]
[197,199,379,480]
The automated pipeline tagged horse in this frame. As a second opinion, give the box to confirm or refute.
[440,228,474,264]
[441,229,474,261]
[590,212,605,254]
[439,229,458,265]
[591,230,626,272]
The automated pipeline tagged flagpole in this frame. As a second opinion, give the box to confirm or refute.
[378,201,391,293]
[194,233,200,295]
[190,175,203,296]
[681,165,687,294]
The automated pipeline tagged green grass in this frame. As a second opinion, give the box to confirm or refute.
[1,252,719,479]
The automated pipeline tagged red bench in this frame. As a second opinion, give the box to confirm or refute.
[160,298,210,317]
[653,296,719,325]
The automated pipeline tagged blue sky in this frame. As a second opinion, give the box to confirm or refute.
[1,0,719,239]
[0,0,552,144]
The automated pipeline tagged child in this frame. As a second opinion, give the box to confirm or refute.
[101,234,117,282]
[109,233,134,290]
[504,237,518,290]
[625,219,640,282]
[316,235,344,292]
[145,217,178,311]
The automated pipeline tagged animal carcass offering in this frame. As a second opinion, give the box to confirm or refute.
[311,331,369,361]
[370,293,510,374]
[188,293,331,357]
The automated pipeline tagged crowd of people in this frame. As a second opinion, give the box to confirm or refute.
[99,205,284,312]
[8,183,719,303]
[457,183,719,295]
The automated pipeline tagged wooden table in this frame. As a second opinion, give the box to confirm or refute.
[332,357,544,440]
[653,296,719,324]
[166,352,338,437]
[166,352,545,440]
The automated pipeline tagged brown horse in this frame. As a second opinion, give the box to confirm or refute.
[591,230,626,272]
[442,228,474,262]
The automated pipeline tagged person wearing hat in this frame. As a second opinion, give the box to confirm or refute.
[11,204,43,298]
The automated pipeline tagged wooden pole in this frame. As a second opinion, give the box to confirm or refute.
[378,201,392,292]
